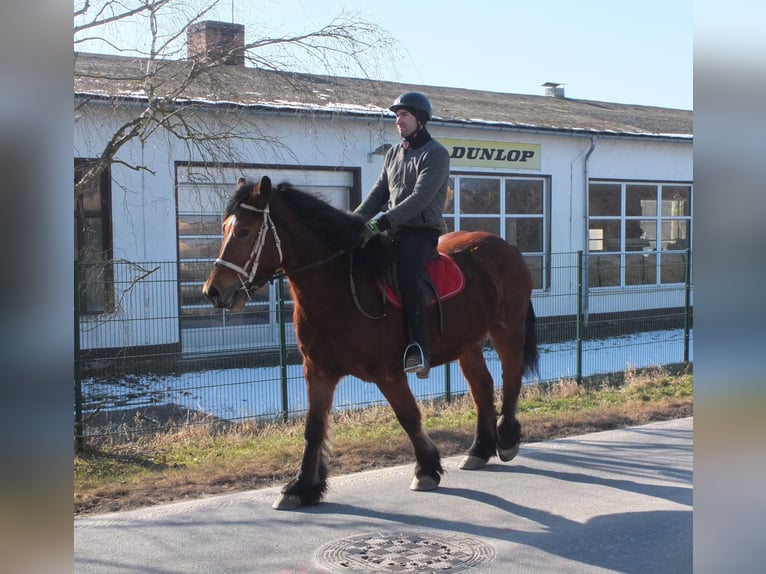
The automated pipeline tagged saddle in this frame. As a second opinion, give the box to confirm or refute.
[383,253,465,309]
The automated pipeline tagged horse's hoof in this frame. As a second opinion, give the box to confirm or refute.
[497,442,520,462]
[410,475,439,491]
[272,493,303,510]
[458,455,488,470]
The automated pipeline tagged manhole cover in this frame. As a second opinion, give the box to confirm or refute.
[315,530,495,573]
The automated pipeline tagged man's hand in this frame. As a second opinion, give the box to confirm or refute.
[359,219,382,247]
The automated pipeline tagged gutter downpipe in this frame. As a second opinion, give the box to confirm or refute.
[582,136,596,326]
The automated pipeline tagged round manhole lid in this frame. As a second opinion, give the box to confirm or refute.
[315,530,495,573]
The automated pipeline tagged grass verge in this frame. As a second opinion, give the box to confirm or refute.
[75,367,692,516]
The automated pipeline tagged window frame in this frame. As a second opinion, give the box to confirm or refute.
[587,179,692,289]
[74,159,114,315]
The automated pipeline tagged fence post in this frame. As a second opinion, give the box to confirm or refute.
[576,251,583,384]
[74,260,84,452]
[684,248,692,364]
[444,362,451,403]
[276,277,289,422]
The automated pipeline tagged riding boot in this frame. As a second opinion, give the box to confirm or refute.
[402,287,430,378]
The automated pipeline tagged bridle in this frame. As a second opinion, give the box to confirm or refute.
[214,203,284,293]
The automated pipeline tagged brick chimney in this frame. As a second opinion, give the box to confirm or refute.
[187,21,245,66]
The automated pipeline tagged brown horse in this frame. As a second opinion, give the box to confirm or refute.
[203,176,538,510]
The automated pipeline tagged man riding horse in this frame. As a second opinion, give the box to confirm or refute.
[356,92,451,379]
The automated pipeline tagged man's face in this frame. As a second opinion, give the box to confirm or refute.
[395,109,419,138]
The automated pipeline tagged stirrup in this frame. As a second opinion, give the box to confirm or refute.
[403,343,430,378]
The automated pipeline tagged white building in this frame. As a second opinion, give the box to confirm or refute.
[74,21,692,358]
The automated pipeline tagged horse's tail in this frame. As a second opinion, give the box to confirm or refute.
[523,301,540,379]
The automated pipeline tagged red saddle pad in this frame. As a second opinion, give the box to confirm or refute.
[384,253,465,309]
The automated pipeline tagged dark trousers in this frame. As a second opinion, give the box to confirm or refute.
[393,228,439,360]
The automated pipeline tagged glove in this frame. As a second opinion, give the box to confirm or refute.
[359,219,382,247]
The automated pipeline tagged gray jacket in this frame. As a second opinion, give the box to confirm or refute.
[355,137,450,234]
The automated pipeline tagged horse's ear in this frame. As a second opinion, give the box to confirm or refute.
[258,175,272,200]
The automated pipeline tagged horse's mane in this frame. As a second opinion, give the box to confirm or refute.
[228,179,395,282]
[274,182,364,252]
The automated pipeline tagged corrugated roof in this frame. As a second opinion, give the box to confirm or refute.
[74,52,692,139]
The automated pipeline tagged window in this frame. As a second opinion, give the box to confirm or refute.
[74,159,113,315]
[444,175,549,289]
[588,181,691,288]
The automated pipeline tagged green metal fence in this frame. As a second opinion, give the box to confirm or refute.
[74,250,692,445]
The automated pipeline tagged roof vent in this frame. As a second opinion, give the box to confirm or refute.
[187,21,245,66]
[542,82,565,98]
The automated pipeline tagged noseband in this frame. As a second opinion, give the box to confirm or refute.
[214,203,284,291]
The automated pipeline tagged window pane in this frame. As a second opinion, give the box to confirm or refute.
[178,237,224,259]
[589,254,621,287]
[443,216,455,233]
[444,177,455,214]
[662,186,691,216]
[224,307,271,326]
[180,283,214,307]
[505,217,543,251]
[523,255,543,290]
[661,220,690,250]
[625,253,657,285]
[179,260,215,282]
[80,262,107,314]
[81,216,105,260]
[180,306,224,328]
[660,252,687,283]
[625,220,655,251]
[589,220,621,252]
[626,184,657,216]
[460,217,500,235]
[589,183,620,216]
[75,160,112,315]
[178,214,221,235]
[505,179,543,214]
[80,187,102,213]
[460,178,500,213]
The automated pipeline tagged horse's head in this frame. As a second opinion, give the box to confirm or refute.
[202,175,282,310]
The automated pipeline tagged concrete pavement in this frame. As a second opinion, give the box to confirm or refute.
[75,417,693,573]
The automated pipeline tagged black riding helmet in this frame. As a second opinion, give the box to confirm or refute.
[389,92,432,124]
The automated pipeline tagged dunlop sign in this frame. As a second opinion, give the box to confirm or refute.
[439,138,541,170]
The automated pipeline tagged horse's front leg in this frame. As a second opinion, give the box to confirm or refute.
[456,344,498,470]
[377,374,444,491]
[272,363,339,510]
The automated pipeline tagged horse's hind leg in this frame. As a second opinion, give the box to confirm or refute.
[457,343,498,470]
[273,365,339,510]
[490,324,527,462]
[378,375,443,491]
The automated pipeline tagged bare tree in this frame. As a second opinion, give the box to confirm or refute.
[74,0,399,201]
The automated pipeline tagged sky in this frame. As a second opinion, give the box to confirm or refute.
[77,0,693,110]
[251,0,694,109]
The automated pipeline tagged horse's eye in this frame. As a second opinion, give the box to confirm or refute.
[235,228,250,238]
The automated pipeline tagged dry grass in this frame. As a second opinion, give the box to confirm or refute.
[75,369,692,516]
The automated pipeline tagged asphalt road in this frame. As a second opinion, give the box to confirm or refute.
[75,417,693,573]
